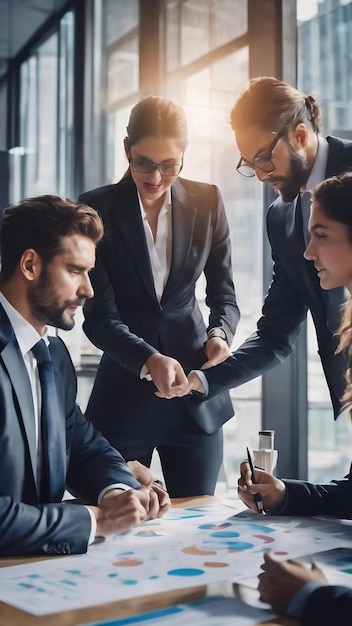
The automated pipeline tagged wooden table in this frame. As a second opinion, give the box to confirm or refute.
[0,496,298,626]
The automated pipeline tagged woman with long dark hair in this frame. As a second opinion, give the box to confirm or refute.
[238,172,352,625]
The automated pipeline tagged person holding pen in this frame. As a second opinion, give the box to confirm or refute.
[238,172,352,624]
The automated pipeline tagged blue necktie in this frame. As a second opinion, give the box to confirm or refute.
[31,339,65,502]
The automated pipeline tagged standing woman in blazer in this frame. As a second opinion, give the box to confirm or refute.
[80,96,240,497]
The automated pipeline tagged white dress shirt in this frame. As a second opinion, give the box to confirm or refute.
[138,187,172,302]
[138,188,172,380]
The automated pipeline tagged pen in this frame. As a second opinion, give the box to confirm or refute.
[246,446,265,514]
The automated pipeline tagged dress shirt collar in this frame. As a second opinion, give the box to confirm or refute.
[137,187,172,219]
[0,292,49,356]
[304,135,329,191]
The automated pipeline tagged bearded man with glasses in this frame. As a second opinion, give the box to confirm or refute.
[173,76,352,424]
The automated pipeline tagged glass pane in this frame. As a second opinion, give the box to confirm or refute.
[107,105,132,183]
[103,0,139,45]
[19,32,58,196]
[166,45,263,496]
[297,0,352,482]
[165,0,247,70]
[107,37,139,105]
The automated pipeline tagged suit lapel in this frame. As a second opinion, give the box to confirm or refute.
[112,180,157,302]
[163,179,196,297]
[0,308,38,488]
[284,196,323,310]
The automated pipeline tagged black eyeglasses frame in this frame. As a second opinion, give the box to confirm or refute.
[129,155,184,177]
[236,129,286,177]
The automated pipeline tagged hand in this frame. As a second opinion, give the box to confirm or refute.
[89,486,169,538]
[155,370,206,398]
[127,460,171,515]
[127,460,154,486]
[237,461,286,513]
[145,353,188,398]
[258,551,328,614]
[202,337,232,369]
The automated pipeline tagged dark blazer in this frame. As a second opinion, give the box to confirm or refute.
[276,464,352,518]
[0,304,141,557]
[203,136,352,418]
[274,466,352,625]
[301,584,352,626]
[81,176,239,435]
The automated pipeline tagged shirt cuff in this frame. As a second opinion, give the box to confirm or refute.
[140,364,152,381]
[84,485,133,545]
[287,581,326,619]
[84,506,97,545]
[98,483,132,504]
[189,370,209,396]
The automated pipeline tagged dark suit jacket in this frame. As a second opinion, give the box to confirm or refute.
[274,464,352,518]
[0,304,141,557]
[273,466,352,625]
[204,136,352,418]
[301,584,352,625]
[81,176,239,435]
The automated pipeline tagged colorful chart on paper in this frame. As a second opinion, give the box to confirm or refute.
[0,504,350,616]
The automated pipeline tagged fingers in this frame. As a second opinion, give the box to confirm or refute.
[238,460,252,487]
[203,338,232,366]
[147,355,188,398]
[149,482,171,516]
[155,371,205,399]
[127,460,154,486]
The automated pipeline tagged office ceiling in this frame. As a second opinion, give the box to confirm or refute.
[0,0,68,77]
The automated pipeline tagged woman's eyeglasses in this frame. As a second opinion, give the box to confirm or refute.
[130,156,183,177]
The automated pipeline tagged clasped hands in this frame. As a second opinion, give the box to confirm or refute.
[146,337,231,399]
[87,460,170,539]
[238,461,328,614]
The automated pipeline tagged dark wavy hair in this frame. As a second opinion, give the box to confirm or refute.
[0,194,103,283]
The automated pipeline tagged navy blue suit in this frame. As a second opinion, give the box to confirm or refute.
[0,304,141,556]
[301,584,352,625]
[80,176,239,497]
[203,136,352,418]
[273,467,352,625]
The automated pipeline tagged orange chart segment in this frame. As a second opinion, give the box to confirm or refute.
[182,546,217,555]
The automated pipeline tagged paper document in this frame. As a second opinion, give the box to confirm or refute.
[0,504,350,616]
